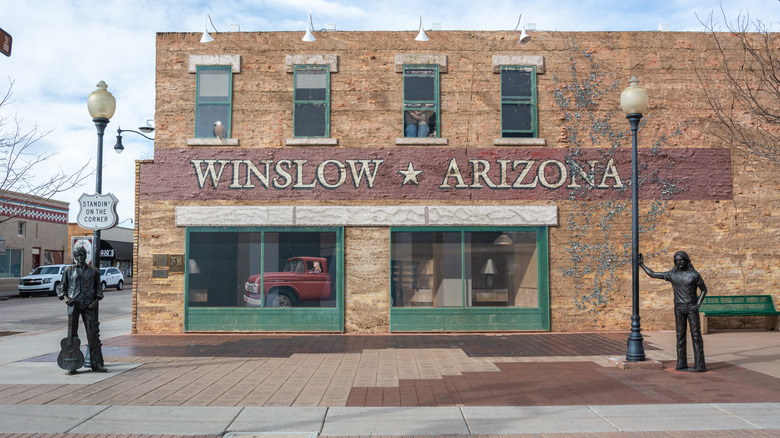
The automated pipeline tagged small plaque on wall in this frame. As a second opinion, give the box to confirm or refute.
[152,269,168,278]
[153,254,169,266]
[169,254,184,273]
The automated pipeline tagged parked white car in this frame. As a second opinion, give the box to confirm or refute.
[99,267,125,291]
[18,264,69,297]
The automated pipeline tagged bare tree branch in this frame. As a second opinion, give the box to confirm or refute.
[0,80,92,223]
[695,4,780,165]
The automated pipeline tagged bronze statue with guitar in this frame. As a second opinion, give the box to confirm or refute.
[57,246,108,373]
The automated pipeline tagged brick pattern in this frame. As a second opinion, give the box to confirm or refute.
[5,333,780,409]
[135,30,780,334]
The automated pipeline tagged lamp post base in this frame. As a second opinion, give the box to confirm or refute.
[610,357,663,370]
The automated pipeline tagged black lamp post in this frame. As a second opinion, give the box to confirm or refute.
[86,81,116,267]
[620,76,649,362]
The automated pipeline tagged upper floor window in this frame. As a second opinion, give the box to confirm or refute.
[294,65,330,138]
[500,65,537,138]
[403,65,439,138]
[195,65,232,139]
[17,221,25,237]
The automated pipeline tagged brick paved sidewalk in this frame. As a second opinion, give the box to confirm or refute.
[5,332,780,408]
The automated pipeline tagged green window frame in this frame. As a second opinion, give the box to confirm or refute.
[389,226,550,332]
[184,226,344,332]
[403,65,440,138]
[195,65,233,138]
[500,65,537,138]
[293,65,330,138]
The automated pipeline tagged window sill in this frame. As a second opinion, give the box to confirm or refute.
[187,138,240,146]
[395,137,449,146]
[285,138,339,146]
[493,138,547,146]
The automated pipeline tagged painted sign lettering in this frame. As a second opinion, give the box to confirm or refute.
[140,148,732,201]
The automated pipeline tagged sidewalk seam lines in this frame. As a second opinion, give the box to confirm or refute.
[588,405,621,432]
[63,404,111,434]
[459,406,473,434]
[711,402,764,430]
[224,406,246,433]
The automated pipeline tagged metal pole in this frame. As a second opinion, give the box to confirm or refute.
[625,113,645,361]
[92,117,108,268]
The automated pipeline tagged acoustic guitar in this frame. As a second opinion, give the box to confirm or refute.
[57,305,84,373]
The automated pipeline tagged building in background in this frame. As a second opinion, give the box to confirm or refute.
[68,223,133,276]
[133,29,777,334]
[0,192,69,291]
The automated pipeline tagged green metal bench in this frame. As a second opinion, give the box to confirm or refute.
[699,295,780,334]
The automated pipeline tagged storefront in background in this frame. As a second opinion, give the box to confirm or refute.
[133,30,775,334]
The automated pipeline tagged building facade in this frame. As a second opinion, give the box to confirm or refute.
[0,192,69,289]
[134,30,778,334]
[67,223,134,276]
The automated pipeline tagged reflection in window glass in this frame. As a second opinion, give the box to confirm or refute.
[196,65,232,138]
[391,230,538,308]
[0,248,22,278]
[294,65,330,138]
[187,230,337,308]
[500,66,536,138]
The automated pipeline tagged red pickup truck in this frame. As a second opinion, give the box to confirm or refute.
[243,256,331,307]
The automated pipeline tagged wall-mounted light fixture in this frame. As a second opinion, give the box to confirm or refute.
[302,13,316,42]
[415,13,429,42]
[200,14,218,43]
[514,14,531,45]
[114,124,154,154]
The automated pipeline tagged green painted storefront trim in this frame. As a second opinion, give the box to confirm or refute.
[389,226,550,332]
[184,226,344,332]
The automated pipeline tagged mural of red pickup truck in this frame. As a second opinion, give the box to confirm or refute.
[243,256,331,307]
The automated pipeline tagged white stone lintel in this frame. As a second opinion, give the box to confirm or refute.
[175,205,558,227]
[189,55,241,73]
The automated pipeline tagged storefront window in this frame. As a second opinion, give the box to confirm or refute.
[391,229,539,308]
[187,229,338,308]
[0,248,22,278]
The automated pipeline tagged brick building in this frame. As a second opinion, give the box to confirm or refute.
[134,29,778,334]
[0,192,69,290]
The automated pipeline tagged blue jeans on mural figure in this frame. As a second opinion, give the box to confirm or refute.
[417,123,430,137]
[405,123,417,137]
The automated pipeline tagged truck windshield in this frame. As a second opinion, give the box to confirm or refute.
[283,260,305,273]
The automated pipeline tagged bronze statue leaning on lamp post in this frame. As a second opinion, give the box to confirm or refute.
[638,251,707,372]
[57,246,108,373]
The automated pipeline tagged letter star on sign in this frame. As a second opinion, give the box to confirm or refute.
[399,162,423,186]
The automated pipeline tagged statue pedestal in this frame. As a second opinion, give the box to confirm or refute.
[609,357,664,370]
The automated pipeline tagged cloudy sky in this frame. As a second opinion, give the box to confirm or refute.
[2,0,777,223]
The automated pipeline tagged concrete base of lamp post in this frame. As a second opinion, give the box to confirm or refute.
[609,357,664,370]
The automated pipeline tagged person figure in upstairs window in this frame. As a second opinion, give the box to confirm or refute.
[639,251,707,372]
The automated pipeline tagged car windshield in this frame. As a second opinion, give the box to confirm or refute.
[31,266,60,275]
[282,260,305,273]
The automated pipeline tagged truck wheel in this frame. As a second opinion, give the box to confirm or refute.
[274,290,298,307]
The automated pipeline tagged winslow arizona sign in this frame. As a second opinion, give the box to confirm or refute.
[140,147,733,202]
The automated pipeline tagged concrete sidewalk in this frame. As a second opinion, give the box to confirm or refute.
[0,317,779,437]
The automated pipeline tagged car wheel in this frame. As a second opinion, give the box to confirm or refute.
[273,290,298,308]
[101,282,107,292]
[117,280,123,290]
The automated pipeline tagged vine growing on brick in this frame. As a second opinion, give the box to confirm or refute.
[553,41,689,318]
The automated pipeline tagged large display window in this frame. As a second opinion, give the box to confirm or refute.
[390,227,549,331]
[185,227,343,332]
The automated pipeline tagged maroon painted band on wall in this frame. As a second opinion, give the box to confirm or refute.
[139,147,732,201]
